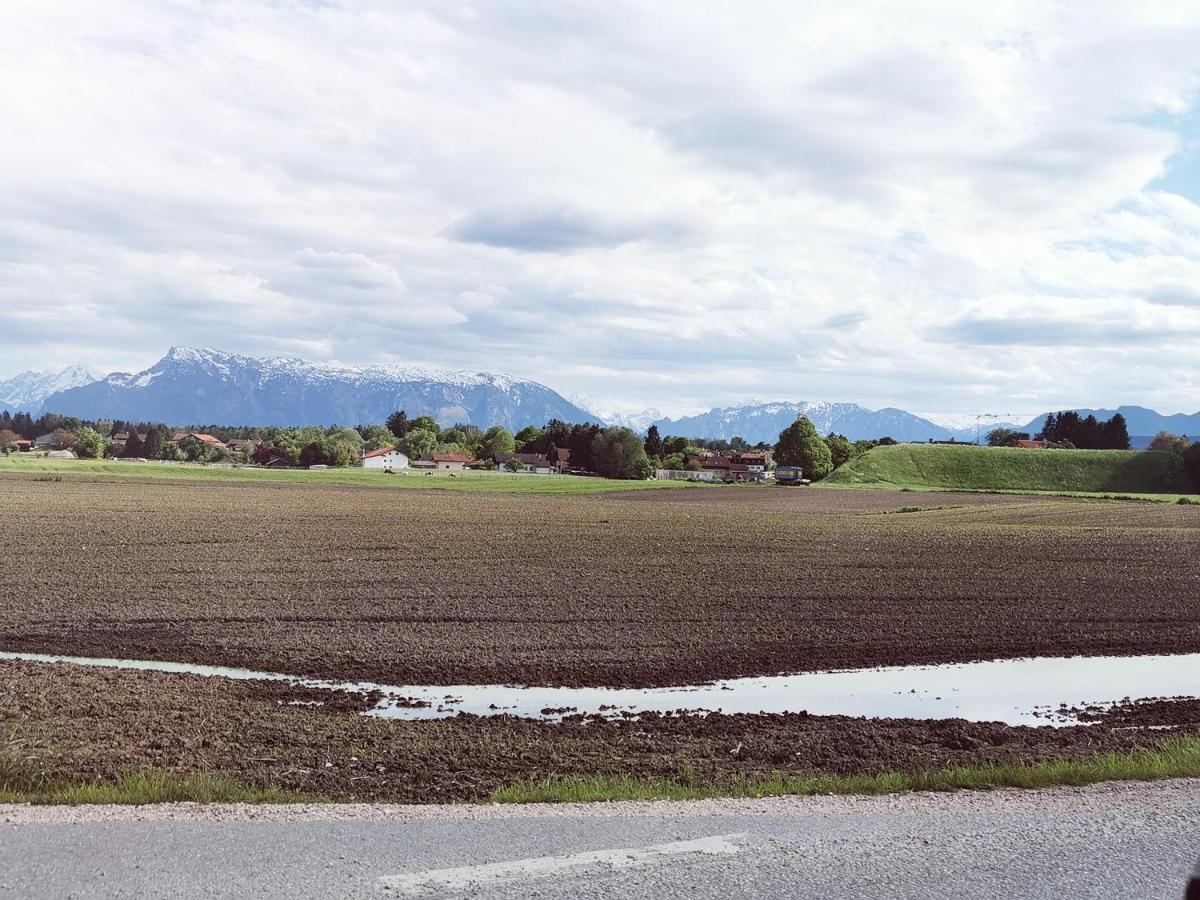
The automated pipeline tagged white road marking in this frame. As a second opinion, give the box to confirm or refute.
[377,832,747,895]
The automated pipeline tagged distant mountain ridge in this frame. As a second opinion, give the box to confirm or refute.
[0,365,99,414]
[8,351,1197,442]
[649,401,977,443]
[650,402,1200,445]
[39,347,598,429]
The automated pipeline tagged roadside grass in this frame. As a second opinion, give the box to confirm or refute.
[488,736,1200,804]
[821,443,1196,499]
[0,758,304,805]
[0,456,697,495]
[6,737,1200,806]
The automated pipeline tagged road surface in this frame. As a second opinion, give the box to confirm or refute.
[2,779,1198,899]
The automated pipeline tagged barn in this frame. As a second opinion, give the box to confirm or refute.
[361,447,409,470]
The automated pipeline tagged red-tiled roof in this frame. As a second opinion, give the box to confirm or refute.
[363,446,402,459]
[429,453,474,463]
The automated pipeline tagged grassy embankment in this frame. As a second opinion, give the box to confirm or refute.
[822,443,1198,502]
[491,736,1200,803]
[4,738,1200,805]
[0,455,694,494]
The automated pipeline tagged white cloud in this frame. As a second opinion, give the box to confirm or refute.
[1,1,1199,416]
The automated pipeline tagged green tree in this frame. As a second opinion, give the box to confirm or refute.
[178,436,211,462]
[591,427,653,480]
[363,424,396,452]
[514,425,543,451]
[505,457,525,472]
[72,426,108,459]
[158,441,184,461]
[385,410,409,439]
[774,416,832,480]
[1182,443,1200,491]
[142,426,165,460]
[122,429,145,458]
[1149,432,1191,454]
[398,427,438,459]
[643,425,663,459]
[662,452,685,470]
[479,426,516,459]
[440,424,484,457]
[409,416,439,436]
[823,433,854,469]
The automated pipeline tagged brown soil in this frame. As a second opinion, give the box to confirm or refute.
[2,661,1189,802]
[1,478,1198,687]
[1064,697,1200,728]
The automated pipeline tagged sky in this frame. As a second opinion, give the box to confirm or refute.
[2,2,1200,420]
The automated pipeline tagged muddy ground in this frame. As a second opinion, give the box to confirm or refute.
[1,477,1198,687]
[2,661,1189,802]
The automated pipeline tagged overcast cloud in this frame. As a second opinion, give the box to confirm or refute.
[1,1,1199,418]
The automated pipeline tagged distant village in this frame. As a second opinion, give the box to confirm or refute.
[0,407,1163,485]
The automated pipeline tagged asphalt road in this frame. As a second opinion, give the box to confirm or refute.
[3,780,1199,899]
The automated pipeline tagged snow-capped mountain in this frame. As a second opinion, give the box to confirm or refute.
[650,401,974,443]
[0,365,100,413]
[40,347,599,429]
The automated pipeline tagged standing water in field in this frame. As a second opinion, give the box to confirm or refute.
[1,650,1197,727]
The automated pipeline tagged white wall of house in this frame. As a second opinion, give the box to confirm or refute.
[362,450,409,470]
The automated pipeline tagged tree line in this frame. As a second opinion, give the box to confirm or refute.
[987,412,1131,450]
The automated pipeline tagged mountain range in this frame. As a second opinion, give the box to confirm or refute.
[6,348,1197,445]
[0,365,99,414]
[645,402,997,443]
[27,347,595,430]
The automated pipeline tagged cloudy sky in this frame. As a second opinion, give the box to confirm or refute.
[2,1,1199,419]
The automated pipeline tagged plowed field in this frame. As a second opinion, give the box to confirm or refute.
[2,477,1198,687]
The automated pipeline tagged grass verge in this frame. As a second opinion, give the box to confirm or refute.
[5,738,1199,806]
[0,750,304,805]
[0,456,697,494]
[489,736,1200,803]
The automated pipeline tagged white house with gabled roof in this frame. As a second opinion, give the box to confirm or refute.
[361,447,409,470]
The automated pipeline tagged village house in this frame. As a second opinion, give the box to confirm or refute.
[494,452,553,474]
[13,439,32,452]
[109,431,146,454]
[734,450,772,473]
[33,432,74,450]
[1014,439,1051,450]
[414,453,474,471]
[226,438,263,455]
[172,432,227,450]
[361,447,410,471]
[550,446,571,473]
[701,456,757,482]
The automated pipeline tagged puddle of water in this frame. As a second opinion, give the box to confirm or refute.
[2,650,1197,727]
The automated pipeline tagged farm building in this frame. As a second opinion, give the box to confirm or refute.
[172,432,227,450]
[494,452,552,474]
[33,432,73,450]
[1013,439,1051,449]
[735,450,772,473]
[551,447,571,472]
[46,449,77,460]
[414,453,474,471]
[362,447,409,470]
[702,456,758,481]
